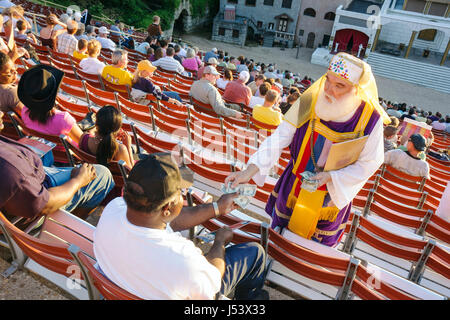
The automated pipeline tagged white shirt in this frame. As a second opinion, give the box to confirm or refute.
[135,42,149,55]
[79,57,105,75]
[249,96,265,109]
[96,36,116,51]
[248,113,384,210]
[152,56,185,74]
[384,149,430,179]
[216,78,229,90]
[93,197,222,300]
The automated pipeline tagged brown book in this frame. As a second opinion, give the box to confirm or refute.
[324,135,369,172]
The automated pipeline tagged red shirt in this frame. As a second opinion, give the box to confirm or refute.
[222,80,252,106]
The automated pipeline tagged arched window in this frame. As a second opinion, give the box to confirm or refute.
[303,8,316,17]
[324,12,336,21]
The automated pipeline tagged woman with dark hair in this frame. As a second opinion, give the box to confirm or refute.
[149,47,163,62]
[216,69,233,90]
[79,105,134,170]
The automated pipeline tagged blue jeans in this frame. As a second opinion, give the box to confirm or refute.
[43,165,115,212]
[220,242,267,300]
[162,91,182,102]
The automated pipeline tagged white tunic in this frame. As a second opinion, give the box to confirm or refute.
[248,116,384,210]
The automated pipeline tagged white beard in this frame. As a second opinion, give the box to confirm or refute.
[315,88,361,122]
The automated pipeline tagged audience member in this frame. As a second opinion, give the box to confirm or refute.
[72,39,88,61]
[182,48,202,72]
[85,25,96,40]
[216,69,233,90]
[93,153,267,300]
[96,26,116,51]
[18,65,83,145]
[75,23,88,41]
[197,57,218,79]
[39,13,67,49]
[189,66,244,119]
[431,118,446,131]
[222,71,252,107]
[384,133,430,179]
[173,44,183,64]
[79,39,105,75]
[131,60,183,105]
[389,116,400,128]
[279,90,300,115]
[0,52,23,115]
[56,20,79,55]
[264,65,277,79]
[0,110,114,220]
[79,105,134,170]
[249,82,270,109]
[383,125,398,153]
[203,47,218,63]
[150,47,164,62]
[247,74,266,96]
[400,107,416,121]
[102,49,134,87]
[15,19,37,43]
[251,89,282,129]
[147,15,162,40]
[152,47,185,74]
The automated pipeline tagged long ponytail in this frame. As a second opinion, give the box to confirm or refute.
[95,105,122,166]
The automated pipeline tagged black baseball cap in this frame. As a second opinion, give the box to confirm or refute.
[127,153,193,203]
[409,133,426,151]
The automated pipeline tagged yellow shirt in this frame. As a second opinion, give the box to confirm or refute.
[101,65,134,87]
[252,105,282,129]
[72,50,88,61]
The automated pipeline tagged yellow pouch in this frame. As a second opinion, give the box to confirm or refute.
[288,188,327,239]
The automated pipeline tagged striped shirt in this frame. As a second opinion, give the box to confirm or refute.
[152,56,184,74]
[57,33,78,55]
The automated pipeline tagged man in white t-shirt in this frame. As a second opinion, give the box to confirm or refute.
[94,153,268,300]
[96,26,116,51]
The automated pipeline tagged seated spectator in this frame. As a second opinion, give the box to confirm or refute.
[249,82,270,109]
[72,39,88,61]
[0,111,114,220]
[102,49,134,87]
[383,125,398,153]
[182,48,202,72]
[279,90,300,115]
[79,105,134,170]
[216,52,225,66]
[79,39,105,75]
[227,56,237,70]
[203,47,218,63]
[300,76,311,87]
[110,19,122,40]
[158,39,168,56]
[39,13,67,50]
[150,47,164,62]
[173,44,183,64]
[431,118,446,131]
[264,66,277,79]
[93,153,267,300]
[135,41,150,56]
[236,58,249,73]
[247,74,266,96]
[152,46,185,75]
[131,60,183,105]
[18,65,83,145]
[446,115,450,134]
[216,69,233,90]
[189,66,244,119]
[0,52,23,116]
[386,104,402,118]
[400,107,416,121]
[281,71,294,88]
[251,89,282,129]
[15,19,37,43]
[415,111,428,123]
[57,20,79,55]
[85,25,96,40]
[428,111,441,123]
[197,57,218,80]
[389,116,400,128]
[218,56,229,68]
[384,133,430,179]
[222,71,252,107]
[75,23,88,41]
[96,26,116,51]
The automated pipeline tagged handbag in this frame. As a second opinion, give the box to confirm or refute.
[77,111,96,131]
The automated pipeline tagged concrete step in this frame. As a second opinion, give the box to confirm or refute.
[367,53,450,94]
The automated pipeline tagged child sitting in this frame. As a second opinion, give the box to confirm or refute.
[72,39,88,61]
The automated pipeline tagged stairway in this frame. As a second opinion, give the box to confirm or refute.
[367,52,450,94]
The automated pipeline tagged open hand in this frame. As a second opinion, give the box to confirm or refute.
[217,192,239,216]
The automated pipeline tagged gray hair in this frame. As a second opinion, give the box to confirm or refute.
[186,48,195,59]
[112,49,128,65]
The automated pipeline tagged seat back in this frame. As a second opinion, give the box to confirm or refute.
[83,81,118,108]
[75,68,105,90]
[69,245,141,300]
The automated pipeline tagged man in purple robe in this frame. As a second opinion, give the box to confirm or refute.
[226,53,390,247]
